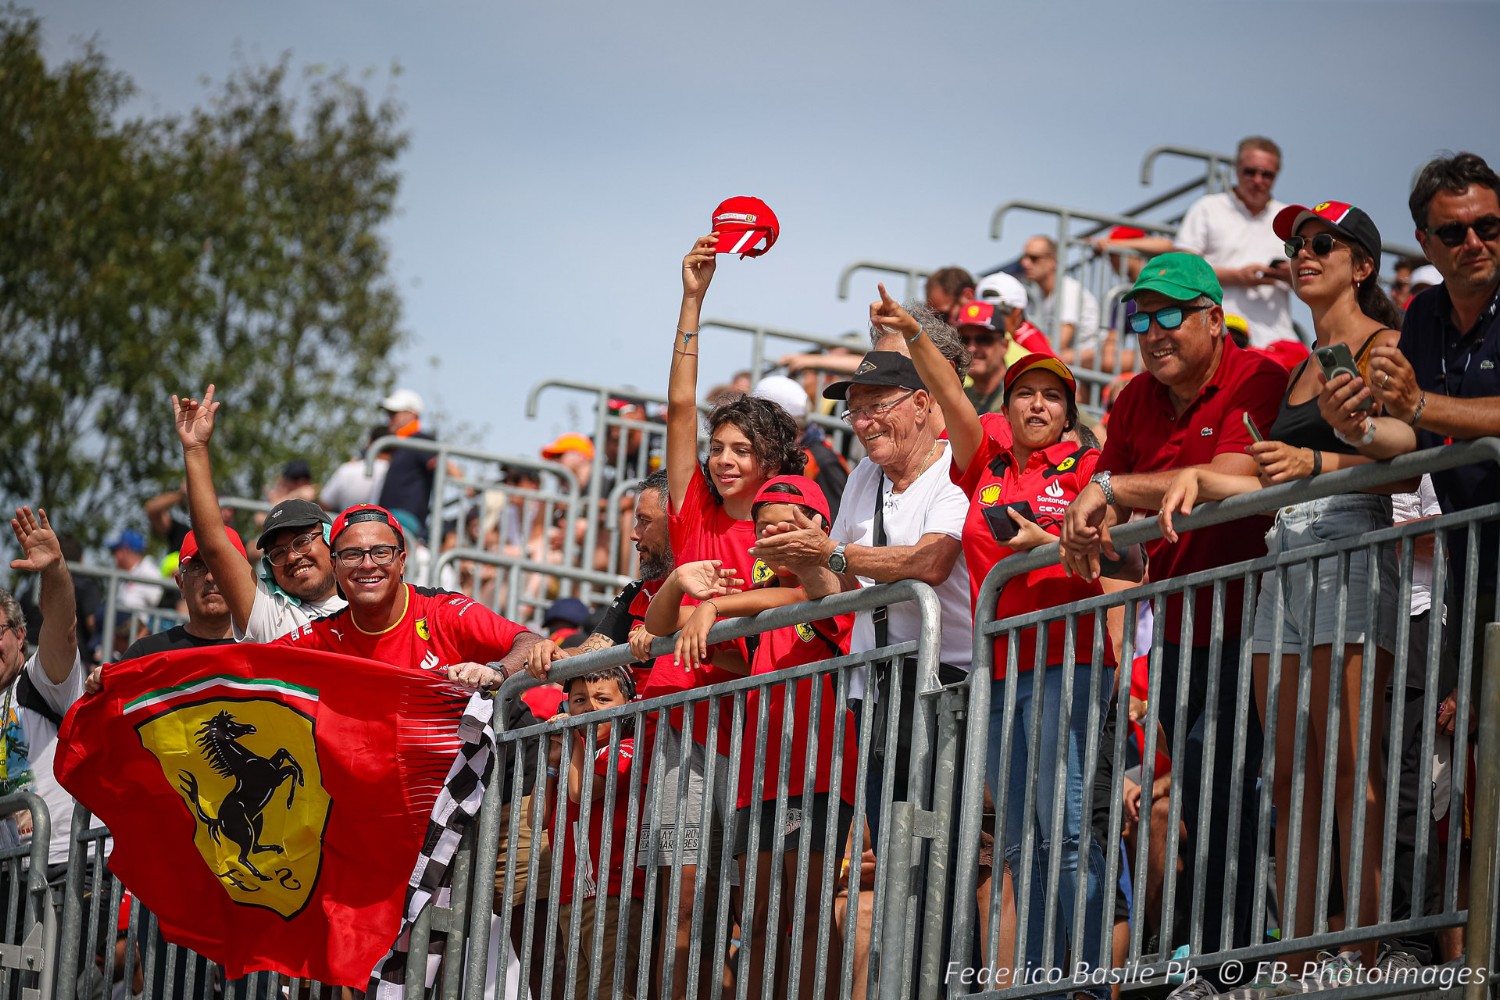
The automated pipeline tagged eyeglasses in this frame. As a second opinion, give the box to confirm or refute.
[960,332,1000,347]
[1283,232,1346,259]
[333,544,402,568]
[1426,215,1500,248]
[840,388,917,424]
[180,560,211,579]
[1239,166,1277,181]
[1020,253,1053,263]
[266,530,320,566]
[1127,304,1212,335]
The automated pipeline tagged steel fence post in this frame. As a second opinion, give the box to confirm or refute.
[1463,623,1500,1000]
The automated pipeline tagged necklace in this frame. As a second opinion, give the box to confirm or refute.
[890,439,941,496]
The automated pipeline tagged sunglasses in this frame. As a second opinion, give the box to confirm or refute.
[1426,215,1500,248]
[960,332,1000,347]
[1283,232,1346,259]
[1127,304,1211,335]
[1239,166,1277,181]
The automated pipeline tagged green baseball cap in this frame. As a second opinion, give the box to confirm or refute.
[1124,252,1223,305]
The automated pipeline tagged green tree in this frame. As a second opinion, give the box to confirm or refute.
[0,7,407,548]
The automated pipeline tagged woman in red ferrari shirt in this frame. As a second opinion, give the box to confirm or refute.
[891,284,1135,997]
[636,233,806,998]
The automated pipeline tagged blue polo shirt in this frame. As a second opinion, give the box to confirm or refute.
[1398,281,1500,590]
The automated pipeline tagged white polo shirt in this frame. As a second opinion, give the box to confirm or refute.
[1175,190,1293,347]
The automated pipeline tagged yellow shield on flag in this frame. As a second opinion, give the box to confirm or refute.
[136,698,330,919]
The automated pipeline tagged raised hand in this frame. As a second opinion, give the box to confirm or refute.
[870,283,921,341]
[10,507,62,575]
[173,384,221,451]
[682,235,719,299]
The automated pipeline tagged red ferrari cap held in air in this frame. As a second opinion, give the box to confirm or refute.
[712,197,779,258]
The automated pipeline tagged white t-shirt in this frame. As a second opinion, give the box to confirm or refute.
[830,450,974,700]
[234,579,347,643]
[1175,190,1293,347]
[8,650,95,866]
[1032,275,1102,350]
[1392,474,1443,618]
[320,457,389,513]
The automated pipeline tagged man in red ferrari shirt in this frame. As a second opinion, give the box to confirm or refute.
[278,505,541,692]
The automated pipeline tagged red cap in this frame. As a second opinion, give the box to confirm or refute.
[1257,339,1312,372]
[1107,225,1147,240]
[712,197,779,258]
[954,300,1001,332]
[180,527,246,565]
[751,475,831,525]
[1003,352,1078,396]
[330,504,406,547]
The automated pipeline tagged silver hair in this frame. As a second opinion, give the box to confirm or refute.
[0,589,22,634]
[870,301,973,380]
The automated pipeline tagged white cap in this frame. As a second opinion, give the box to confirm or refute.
[753,375,809,421]
[1409,264,1443,291]
[976,272,1029,312]
[380,388,424,415]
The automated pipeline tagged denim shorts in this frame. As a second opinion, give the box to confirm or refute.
[1251,493,1398,654]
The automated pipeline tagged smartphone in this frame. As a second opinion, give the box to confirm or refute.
[1314,343,1374,411]
[983,501,1034,544]
[1242,411,1264,443]
[1266,257,1288,270]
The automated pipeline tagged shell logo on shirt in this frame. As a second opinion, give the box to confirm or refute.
[751,559,775,585]
[415,618,430,641]
[979,484,1003,506]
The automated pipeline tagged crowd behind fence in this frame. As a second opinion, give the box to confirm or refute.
[3,441,1494,1000]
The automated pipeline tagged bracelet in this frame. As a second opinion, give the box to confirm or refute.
[546,767,559,778]
[703,600,720,618]
[1409,392,1427,427]
[673,348,698,356]
[902,326,924,345]
[1309,449,1322,476]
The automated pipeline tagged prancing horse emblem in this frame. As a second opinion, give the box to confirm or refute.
[178,711,304,883]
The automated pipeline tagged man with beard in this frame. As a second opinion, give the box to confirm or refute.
[524,470,674,688]
[173,386,346,641]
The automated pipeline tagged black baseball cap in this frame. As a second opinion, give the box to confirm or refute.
[822,352,927,401]
[1273,201,1383,271]
[255,498,333,550]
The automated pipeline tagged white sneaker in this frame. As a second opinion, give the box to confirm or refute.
[1294,950,1362,993]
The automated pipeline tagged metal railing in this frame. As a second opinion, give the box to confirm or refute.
[0,791,57,1000]
[63,563,187,662]
[946,439,1500,999]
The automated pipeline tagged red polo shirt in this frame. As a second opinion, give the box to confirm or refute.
[954,432,1111,678]
[1098,338,1285,646]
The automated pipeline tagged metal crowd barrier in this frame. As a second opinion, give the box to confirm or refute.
[63,564,187,663]
[0,791,57,1000]
[946,439,1500,999]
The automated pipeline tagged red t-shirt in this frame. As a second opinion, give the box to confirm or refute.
[277,585,529,797]
[1098,339,1285,645]
[648,474,761,748]
[557,736,644,905]
[737,608,856,809]
[953,433,1111,678]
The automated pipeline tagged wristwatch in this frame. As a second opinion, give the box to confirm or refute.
[827,541,848,574]
[1089,470,1115,506]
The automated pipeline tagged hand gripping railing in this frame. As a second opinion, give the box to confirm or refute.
[949,438,1500,998]
[0,792,55,1000]
[452,580,945,1000]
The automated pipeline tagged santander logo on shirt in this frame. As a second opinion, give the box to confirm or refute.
[1036,477,1071,518]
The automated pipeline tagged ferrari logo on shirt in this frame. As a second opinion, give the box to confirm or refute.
[795,622,816,643]
[979,484,1003,506]
[751,559,775,585]
[415,618,430,641]
[1055,457,1075,473]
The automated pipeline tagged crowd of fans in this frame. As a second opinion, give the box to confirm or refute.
[3,141,1498,1000]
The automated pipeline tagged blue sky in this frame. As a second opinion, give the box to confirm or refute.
[38,1,1500,461]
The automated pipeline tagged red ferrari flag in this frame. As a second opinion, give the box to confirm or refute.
[55,644,479,986]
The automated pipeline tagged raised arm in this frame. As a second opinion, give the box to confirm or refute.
[144,485,185,539]
[667,235,719,513]
[175,385,260,630]
[877,283,985,471]
[10,508,77,684]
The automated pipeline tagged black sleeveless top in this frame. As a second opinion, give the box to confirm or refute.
[1268,330,1386,455]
